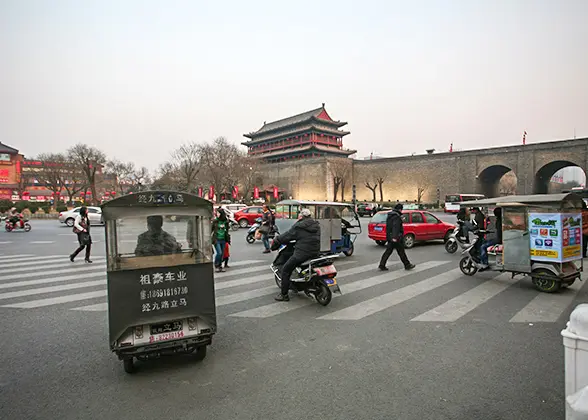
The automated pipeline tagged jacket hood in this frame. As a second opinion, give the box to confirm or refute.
[296,217,320,233]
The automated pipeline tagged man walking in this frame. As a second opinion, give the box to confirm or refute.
[378,203,415,271]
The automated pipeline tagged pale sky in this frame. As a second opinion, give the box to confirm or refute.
[1,0,587,175]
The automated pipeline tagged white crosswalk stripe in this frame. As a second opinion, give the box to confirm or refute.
[0,254,585,324]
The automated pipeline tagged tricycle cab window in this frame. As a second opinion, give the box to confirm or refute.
[102,195,213,272]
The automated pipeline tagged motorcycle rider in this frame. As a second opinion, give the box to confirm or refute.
[260,204,273,254]
[378,203,415,271]
[270,208,320,302]
[8,207,24,229]
[480,207,503,268]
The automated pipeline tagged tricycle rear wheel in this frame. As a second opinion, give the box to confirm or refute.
[123,357,135,374]
[343,242,354,256]
[531,268,561,293]
[194,346,207,361]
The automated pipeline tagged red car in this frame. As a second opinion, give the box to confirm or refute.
[234,206,264,228]
[368,210,455,248]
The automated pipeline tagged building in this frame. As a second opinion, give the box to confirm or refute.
[0,141,106,203]
[242,104,356,163]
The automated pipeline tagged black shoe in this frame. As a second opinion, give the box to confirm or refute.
[215,266,224,273]
[224,264,229,268]
[274,293,289,302]
[263,250,271,254]
[85,259,93,264]
[69,254,75,262]
[378,266,388,271]
[405,264,415,270]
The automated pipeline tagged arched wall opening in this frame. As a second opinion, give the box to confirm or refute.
[534,161,586,194]
[478,165,518,198]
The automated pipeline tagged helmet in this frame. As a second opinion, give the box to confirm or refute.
[300,208,312,218]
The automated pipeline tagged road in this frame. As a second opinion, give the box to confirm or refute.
[0,214,584,420]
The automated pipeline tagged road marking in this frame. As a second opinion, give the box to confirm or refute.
[0,280,105,300]
[0,261,106,275]
[215,258,353,279]
[217,286,277,306]
[0,254,34,260]
[320,268,464,321]
[0,255,72,264]
[1,290,107,308]
[29,241,56,244]
[411,275,518,322]
[0,242,13,245]
[510,280,587,323]
[72,302,108,311]
[0,257,105,269]
[0,271,105,289]
[230,261,446,318]
[0,264,106,289]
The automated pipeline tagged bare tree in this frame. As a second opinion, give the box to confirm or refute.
[30,153,67,208]
[499,172,517,196]
[67,144,107,205]
[365,180,378,202]
[238,156,261,201]
[376,176,385,202]
[198,137,243,201]
[105,159,136,195]
[417,182,428,204]
[329,158,352,201]
[60,164,88,205]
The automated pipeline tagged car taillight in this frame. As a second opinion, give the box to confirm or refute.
[59,213,62,217]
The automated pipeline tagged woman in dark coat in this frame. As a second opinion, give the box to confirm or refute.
[70,206,93,263]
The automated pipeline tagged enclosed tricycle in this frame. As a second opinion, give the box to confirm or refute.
[102,191,216,373]
[274,200,361,256]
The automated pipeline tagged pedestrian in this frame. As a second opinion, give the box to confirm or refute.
[211,208,231,272]
[259,204,272,254]
[378,203,415,271]
[69,206,93,263]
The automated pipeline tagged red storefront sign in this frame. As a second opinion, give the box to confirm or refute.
[198,187,203,197]
[273,187,278,199]
[209,186,214,201]
[253,187,259,199]
[232,186,239,199]
[0,169,9,183]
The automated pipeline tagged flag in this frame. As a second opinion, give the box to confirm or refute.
[449,143,453,153]
[523,131,527,145]
[253,186,259,199]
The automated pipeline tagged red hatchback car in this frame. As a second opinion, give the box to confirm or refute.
[368,210,455,248]
[234,206,264,228]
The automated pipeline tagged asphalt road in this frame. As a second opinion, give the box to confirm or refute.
[0,214,584,420]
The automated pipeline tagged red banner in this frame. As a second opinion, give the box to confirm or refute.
[253,186,259,199]
[232,186,238,199]
[209,185,214,201]
[198,187,203,197]
[273,187,278,199]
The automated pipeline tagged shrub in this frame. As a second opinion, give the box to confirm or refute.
[0,200,14,213]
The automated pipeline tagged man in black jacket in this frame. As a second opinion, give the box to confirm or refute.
[270,208,321,301]
[378,203,415,271]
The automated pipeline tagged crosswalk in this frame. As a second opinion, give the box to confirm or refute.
[0,253,586,324]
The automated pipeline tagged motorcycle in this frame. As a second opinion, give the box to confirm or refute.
[270,241,341,306]
[227,215,240,231]
[444,221,471,254]
[458,229,492,275]
[246,217,278,244]
[5,218,32,232]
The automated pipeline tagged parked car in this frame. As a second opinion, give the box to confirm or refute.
[58,206,104,227]
[234,206,264,228]
[368,210,455,248]
[356,203,375,217]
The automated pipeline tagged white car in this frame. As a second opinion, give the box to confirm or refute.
[58,206,104,227]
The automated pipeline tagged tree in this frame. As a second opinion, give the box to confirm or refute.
[170,142,201,192]
[365,180,378,202]
[30,153,68,208]
[376,176,385,202]
[105,159,136,195]
[328,158,352,201]
[417,182,428,204]
[237,156,261,201]
[499,172,517,195]
[198,137,243,201]
[67,144,107,205]
[60,164,88,206]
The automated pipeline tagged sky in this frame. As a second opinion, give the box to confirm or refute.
[1,0,587,178]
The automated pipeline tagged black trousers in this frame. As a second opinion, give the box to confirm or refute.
[379,240,411,268]
[280,254,310,295]
[72,233,92,260]
[584,235,588,258]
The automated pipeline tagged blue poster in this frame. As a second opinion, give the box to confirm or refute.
[528,213,561,262]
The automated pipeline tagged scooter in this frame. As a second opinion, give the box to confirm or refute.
[5,218,32,232]
[270,241,341,306]
[246,217,278,244]
[444,221,471,254]
[458,230,493,275]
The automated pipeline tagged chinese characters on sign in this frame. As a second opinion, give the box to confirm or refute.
[0,169,9,184]
[529,212,582,262]
[139,269,189,313]
[137,192,184,205]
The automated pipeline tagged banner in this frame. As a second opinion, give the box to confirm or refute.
[209,185,214,201]
[197,187,203,198]
[253,186,259,199]
[232,186,238,199]
[273,186,278,199]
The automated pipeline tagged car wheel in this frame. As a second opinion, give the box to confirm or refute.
[65,218,75,227]
[403,234,415,249]
[238,219,249,228]
[375,240,387,246]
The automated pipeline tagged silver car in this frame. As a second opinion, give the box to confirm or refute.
[58,206,104,227]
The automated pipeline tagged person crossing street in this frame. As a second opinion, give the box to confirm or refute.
[378,203,415,271]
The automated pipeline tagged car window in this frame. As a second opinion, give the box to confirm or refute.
[370,213,387,223]
[240,208,249,213]
[73,208,80,213]
[255,208,263,213]
[423,212,439,224]
[410,212,424,223]
[401,213,409,223]
[87,208,99,214]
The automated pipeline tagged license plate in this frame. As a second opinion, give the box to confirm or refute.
[374,226,383,231]
[149,330,185,343]
[150,320,182,336]
[325,278,337,286]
